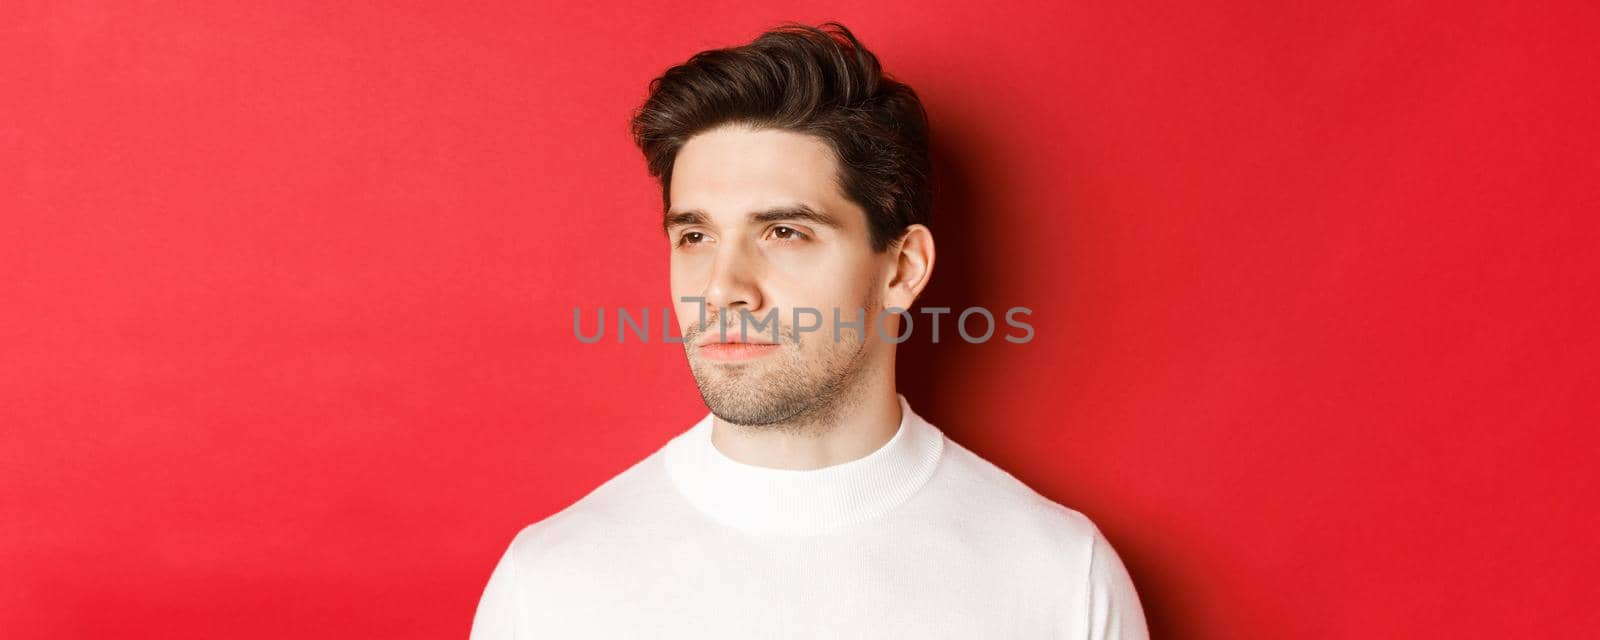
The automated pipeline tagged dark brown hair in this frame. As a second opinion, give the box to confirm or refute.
[629,21,932,252]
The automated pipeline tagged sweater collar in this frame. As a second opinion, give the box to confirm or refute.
[663,393,945,536]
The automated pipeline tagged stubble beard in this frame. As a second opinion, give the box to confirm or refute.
[684,296,879,435]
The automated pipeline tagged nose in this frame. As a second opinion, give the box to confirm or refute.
[702,239,764,323]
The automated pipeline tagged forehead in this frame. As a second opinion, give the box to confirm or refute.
[668,125,846,219]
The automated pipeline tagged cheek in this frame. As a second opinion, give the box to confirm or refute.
[762,243,843,276]
[671,303,698,334]
[765,246,875,301]
[669,262,705,330]
[669,257,707,294]
[669,286,706,329]
[771,282,870,327]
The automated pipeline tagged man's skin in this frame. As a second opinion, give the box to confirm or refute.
[665,123,936,470]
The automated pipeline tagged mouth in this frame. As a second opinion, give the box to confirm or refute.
[695,339,782,362]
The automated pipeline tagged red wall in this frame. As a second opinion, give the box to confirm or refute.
[4,2,1596,637]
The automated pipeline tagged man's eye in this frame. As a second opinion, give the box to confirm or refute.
[677,231,707,247]
[770,226,807,241]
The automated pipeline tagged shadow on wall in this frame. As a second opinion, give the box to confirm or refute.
[896,111,1184,639]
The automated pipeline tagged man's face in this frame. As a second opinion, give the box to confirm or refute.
[666,124,889,427]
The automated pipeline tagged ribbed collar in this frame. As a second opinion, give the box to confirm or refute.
[663,393,946,536]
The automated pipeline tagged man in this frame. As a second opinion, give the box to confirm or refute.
[470,21,1149,639]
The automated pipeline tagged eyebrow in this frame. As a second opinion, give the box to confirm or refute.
[662,204,843,234]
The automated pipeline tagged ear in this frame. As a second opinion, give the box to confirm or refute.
[884,224,935,310]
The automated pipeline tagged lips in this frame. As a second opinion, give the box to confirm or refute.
[694,335,779,347]
[697,341,781,361]
[691,325,781,348]
[689,316,784,360]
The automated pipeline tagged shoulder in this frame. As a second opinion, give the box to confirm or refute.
[503,441,680,562]
[928,436,1109,553]
[904,433,1149,634]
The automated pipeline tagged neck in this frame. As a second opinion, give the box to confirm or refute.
[663,388,945,536]
[710,370,901,471]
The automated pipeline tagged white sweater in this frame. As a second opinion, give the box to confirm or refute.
[470,394,1150,639]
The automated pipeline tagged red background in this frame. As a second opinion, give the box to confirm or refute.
[4,2,1596,638]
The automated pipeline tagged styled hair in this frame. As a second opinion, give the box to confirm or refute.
[629,21,932,252]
